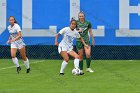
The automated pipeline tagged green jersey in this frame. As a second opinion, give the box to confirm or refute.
[76,20,92,42]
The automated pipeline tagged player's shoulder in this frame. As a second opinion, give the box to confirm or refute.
[85,20,91,24]
[63,27,69,30]
[63,27,71,31]
[76,20,80,22]
[7,25,11,29]
[74,28,77,31]
[14,23,20,28]
[61,27,69,30]
[74,29,79,34]
[59,27,69,34]
[76,20,81,24]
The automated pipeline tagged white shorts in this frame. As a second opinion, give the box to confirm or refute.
[11,42,25,49]
[58,45,73,54]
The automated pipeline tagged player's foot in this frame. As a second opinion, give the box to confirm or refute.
[79,70,84,75]
[86,68,94,73]
[80,72,84,75]
[26,68,30,73]
[17,66,21,74]
[59,73,64,75]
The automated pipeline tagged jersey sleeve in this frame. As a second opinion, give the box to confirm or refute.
[59,27,66,35]
[88,22,92,29]
[76,32,81,38]
[15,24,21,32]
[7,26,10,30]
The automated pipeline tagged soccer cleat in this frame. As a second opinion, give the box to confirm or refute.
[79,70,84,75]
[26,68,30,73]
[17,66,21,74]
[59,73,64,75]
[86,68,94,73]
[80,72,84,75]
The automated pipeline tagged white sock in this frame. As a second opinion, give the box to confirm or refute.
[24,58,30,69]
[12,57,20,67]
[74,58,79,69]
[60,61,68,73]
[80,70,83,73]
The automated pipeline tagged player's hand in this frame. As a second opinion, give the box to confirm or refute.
[78,28,82,33]
[10,39,15,42]
[84,44,89,48]
[6,40,15,45]
[55,42,59,46]
[6,40,10,45]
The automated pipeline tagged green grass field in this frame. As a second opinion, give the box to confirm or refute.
[0,59,140,93]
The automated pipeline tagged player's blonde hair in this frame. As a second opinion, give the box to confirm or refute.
[78,11,85,21]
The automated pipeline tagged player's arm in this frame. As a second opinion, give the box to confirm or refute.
[79,37,88,48]
[89,28,94,46]
[11,24,22,42]
[12,31,22,42]
[55,27,66,46]
[88,22,95,46]
[6,32,22,44]
[76,31,88,47]
[77,28,82,33]
[6,35,12,45]
[55,33,61,46]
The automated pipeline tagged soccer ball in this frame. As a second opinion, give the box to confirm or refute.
[72,68,80,75]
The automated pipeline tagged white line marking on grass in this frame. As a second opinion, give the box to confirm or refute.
[0,60,46,71]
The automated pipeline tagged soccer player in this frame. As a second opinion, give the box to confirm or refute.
[6,16,30,74]
[55,19,88,75]
[76,12,95,74]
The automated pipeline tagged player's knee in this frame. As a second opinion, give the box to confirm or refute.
[86,54,91,58]
[23,57,27,61]
[64,59,69,62]
[21,54,27,61]
[64,58,69,62]
[79,55,83,60]
[75,55,79,59]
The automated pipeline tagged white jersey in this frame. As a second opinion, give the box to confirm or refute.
[59,27,80,48]
[8,23,25,49]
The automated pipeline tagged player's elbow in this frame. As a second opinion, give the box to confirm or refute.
[17,34,22,38]
[55,33,59,38]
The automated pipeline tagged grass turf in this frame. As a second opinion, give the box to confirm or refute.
[0,59,140,93]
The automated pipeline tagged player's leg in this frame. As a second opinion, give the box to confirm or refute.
[19,46,30,73]
[76,41,84,74]
[68,50,80,69]
[59,51,69,75]
[11,48,18,66]
[78,49,84,73]
[84,46,94,72]
[11,47,21,73]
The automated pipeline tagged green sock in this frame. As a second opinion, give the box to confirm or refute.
[86,58,91,68]
[79,60,83,70]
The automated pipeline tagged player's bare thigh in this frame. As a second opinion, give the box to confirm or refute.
[78,49,84,60]
[60,51,69,62]
[84,46,91,58]
[11,48,17,58]
[19,46,27,61]
[68,50,79,59]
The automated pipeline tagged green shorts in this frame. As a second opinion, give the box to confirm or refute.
[76,41,90,50]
